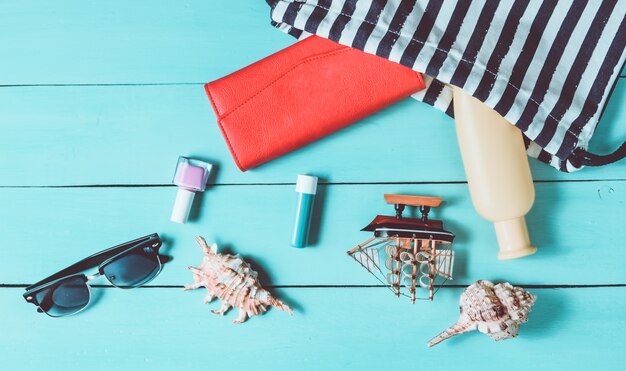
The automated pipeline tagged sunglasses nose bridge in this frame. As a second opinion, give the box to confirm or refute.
[86,272,102,282]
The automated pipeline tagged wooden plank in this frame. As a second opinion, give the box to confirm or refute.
[2,286,625,370]
[0,1,294,85]
[2,181,624,286]
[0,1,623,85]
[0,81,625,186]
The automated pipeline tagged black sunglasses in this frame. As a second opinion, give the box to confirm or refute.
[23,234,163,317]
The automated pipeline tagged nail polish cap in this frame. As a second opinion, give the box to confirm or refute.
[173,156,213,192]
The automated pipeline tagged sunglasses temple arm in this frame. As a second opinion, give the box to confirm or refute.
[26,234,160,291]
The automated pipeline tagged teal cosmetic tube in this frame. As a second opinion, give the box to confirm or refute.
[291,175,318,248]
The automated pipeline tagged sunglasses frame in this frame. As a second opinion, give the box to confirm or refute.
[23,233,163,317]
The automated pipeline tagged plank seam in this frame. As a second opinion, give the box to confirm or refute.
[0,76,622,88]
[2,178,626,189]
[0,83,205,87]
[3,284,626,289]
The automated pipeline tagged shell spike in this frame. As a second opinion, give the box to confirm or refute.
[427,321,474,347]
[195,236,212,254]
[269,297,293,315]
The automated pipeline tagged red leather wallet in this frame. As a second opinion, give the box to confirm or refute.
[205,36,425,171]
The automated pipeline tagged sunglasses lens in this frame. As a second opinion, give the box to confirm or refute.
[35,275,90,317]
[102,246,161,288]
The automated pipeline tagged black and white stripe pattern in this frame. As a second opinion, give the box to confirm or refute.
[267,0,626,171]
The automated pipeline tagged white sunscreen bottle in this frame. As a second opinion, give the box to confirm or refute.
[453,87,537,260]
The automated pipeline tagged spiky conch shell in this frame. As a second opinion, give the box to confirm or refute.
[427,280,536,347]
[185,236,292,323]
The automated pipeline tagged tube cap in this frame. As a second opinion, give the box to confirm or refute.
[295,175,318,194]
[171,188,195,224]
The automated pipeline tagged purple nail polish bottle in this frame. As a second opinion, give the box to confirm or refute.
[171,156,213,224]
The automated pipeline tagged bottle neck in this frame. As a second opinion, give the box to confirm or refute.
[494,217,537,260]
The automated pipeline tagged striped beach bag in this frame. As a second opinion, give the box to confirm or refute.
[267,0,626,171]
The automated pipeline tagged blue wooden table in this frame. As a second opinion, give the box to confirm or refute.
[2,2,626,370]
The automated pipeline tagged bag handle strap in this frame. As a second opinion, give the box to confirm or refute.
[571,141,626,167]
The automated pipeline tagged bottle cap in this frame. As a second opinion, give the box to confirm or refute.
[171,188,195,224]
[494,217,537,260]
[295,175,318,194]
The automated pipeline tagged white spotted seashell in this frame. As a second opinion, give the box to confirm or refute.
[427,280,536,347]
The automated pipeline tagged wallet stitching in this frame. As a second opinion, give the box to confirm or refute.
[219,48,350,120]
